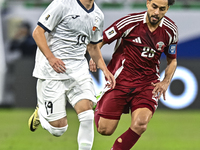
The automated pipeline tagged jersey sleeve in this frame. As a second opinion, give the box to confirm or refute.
[103,15,131,44]
[164,42,178,59]
[164,23,179,59]
[37,0,65,33]
[90,14,104,44]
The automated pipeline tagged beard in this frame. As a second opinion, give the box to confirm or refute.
[147,13,162,26]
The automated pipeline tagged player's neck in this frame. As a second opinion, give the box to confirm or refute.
[79,0,94,10]
[147,23,159,32]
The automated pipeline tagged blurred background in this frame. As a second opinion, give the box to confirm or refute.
[0,0,199,110]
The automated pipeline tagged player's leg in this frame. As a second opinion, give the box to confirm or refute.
[28,79,68,137]
[74,99,94,150]
[129,85,158,136]
[97,117,119,135]
[38,112,68,137]
[68,76,97,150]
[111,107,153,150]
[94,88,127,136]
[131,107,153,135]
[94,103,119,135]
[111,85,158,150]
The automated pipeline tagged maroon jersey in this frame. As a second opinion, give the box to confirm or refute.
[103,11,178,87]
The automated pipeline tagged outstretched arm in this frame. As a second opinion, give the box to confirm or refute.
[87,42,115,89]
[151,57,177,100]
[32,25,66,73]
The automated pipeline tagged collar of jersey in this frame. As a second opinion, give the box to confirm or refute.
[77,0,94,13]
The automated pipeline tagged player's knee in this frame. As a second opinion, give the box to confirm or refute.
[97,125,114,136]
[49,124,68,137]
[132,119,148,134]
[138,122,148,133]
[97,128,113,136]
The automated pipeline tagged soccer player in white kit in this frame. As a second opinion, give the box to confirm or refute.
[28,0,115,150]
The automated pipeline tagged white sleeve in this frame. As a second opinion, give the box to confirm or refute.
[90,15,104,44]
[38,0,65,32]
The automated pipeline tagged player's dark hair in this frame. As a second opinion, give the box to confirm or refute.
[148,0,175,6]
[168,0,175,6]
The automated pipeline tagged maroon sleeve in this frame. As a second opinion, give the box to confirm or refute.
[103,14,138,44]
[163,16,178,59]
[164,43,178,59]
[103,20,124,44]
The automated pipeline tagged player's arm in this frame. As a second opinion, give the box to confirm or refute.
[89,40,107,72]
[32,25,66,73]
[89,16,126,72]
[87,42,115,89]
[152,57,177,100]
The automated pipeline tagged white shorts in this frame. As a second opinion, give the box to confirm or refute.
[37,74,96,122]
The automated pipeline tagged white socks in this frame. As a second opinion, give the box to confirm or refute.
[38,110,68,137]
[77,110,94,150]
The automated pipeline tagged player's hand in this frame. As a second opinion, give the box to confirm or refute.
[151,81,169,100]
[89,58,98,72]
[103,69,116,89]
[48,56,66,73]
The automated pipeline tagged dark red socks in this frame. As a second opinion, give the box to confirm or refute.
[111,128,141,150]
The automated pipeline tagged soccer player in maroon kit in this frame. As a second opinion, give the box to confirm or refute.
[90,0,178,149]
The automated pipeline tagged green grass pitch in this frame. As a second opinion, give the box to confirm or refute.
[0,108,199,150]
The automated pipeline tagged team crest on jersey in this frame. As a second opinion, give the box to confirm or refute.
[45,14,50,20]
[105,27,117,39]
[168,44,176,54]
[92,26,97,31]
[92,16,100,32]
[156,41,165,51]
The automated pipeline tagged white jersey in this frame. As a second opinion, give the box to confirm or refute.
[33,0,104,79]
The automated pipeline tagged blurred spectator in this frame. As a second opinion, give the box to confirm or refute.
[9,21,36,58]
[3,21,37,106]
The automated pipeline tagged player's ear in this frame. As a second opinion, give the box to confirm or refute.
[146,0,151,8]
[167,5,170,11]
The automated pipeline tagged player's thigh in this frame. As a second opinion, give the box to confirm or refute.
[130,85,158,131]
[96,89,127,134]
[97,88,128,117]
[37,79,67,122]
[98,116,119,135]
[131,85,158,117]
[67,76,96,114]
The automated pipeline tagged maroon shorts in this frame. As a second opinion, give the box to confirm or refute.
[95,84,158,120]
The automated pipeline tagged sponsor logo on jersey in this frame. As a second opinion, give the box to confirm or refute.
[105,27,117,39]
[156,41,165,51]
[45,14,50,20]
[168,44,176,54]
[133,37,142,44]
[72,15,80,19]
